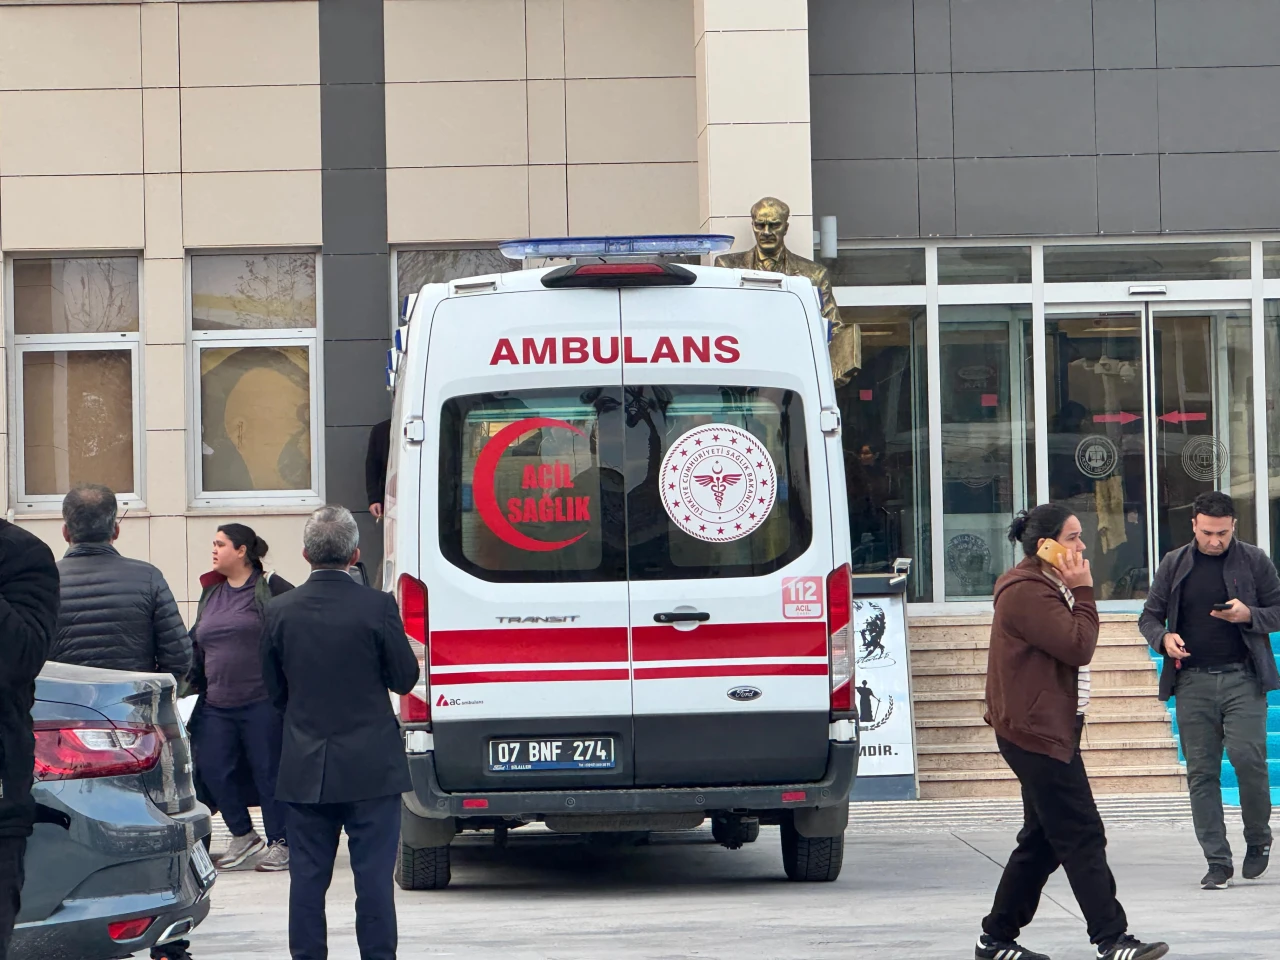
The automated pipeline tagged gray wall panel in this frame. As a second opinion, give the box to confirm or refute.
[1095,70,1159,154]
[813,159,920,237]
[949,0,1094,72]
[325,339,393,428]
[810,75,917,159]
[1161,152,1280,231]
[915,74,952,157]
[808,0,915,74]
[325,425,377,513]
[1093,0,1156,68]
[954,157,1098,236]
[322,253,391,341]
[1158,67,1280,153]
[1156,0,1280,68]
[322,168,390,257]
[1097,154,1161,234]
[952,72,1095,158]
[321,84,388,170]
[918,158,956,236]
[913,0,952,72]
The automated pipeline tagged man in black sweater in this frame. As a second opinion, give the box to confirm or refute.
[1140,491,1279,890]
[0,519,59,959]
[365,419,392,519]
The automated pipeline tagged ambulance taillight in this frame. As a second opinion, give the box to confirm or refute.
[827,564,854,717]
[396,573,431,723]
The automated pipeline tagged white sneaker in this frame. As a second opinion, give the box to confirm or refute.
[255,840,290,872]
[217,830,265,870]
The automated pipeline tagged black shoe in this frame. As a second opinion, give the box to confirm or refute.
[1243,843,1271,880]
[1095,935,1169,960]
[976,934,1050,960]
[1201,862,1234,889]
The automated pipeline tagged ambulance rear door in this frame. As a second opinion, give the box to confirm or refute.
[422,285,632,792]
[620,284,837,787]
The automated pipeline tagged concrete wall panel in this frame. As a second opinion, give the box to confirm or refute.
[1158,67,1280,154]
[807,0,914,75]
[810,75,916,161]
[813,159,918,238]
[1161,152,1280,232]
[1156,0,1280,68]
[954,157,1098,236]
[1093,0,1156,68]
[1095,70,1159,155]
[1097,154,1161,234]
[952,72,1095,159]
[950,0,1094,72]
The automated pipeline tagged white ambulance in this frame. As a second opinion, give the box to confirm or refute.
[383,235,858,889]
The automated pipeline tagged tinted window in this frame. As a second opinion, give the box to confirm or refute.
[439,388,626,583]
[623,386,811,580]
[1043,243,1250,282]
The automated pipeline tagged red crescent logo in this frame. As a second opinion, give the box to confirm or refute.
[472,416,588,552]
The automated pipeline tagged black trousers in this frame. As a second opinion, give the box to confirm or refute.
[197,700,287,844]
[286,795,400,960]
[0,837,26,960]
[983,722,1128,946]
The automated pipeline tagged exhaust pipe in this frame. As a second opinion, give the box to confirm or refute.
[155,917,194,945]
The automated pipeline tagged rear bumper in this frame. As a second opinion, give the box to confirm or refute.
[404,739,858,819]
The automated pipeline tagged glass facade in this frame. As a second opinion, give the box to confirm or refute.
[834,242,1271,607]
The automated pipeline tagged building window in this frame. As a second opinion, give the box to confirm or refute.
[395,248,519,311]
[189,252,320,504]
[9,256,141,507]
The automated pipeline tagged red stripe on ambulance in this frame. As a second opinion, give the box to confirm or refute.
[432,668,630,685]
[633,663,828,680]
[429,627,628,666]
[631,622,827,662]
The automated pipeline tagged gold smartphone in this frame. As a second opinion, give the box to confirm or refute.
[1036,538,1069,569]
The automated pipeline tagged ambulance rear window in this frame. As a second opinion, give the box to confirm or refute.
[438,388,626,583]
[624,385,811,580]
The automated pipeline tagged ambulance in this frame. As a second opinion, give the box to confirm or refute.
[383,235,858,889]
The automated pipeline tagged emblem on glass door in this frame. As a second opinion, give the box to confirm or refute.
[1075,435,1119,479]
[1181,435,1227,482]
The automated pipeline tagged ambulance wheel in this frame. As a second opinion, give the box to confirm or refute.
[711,815,760,849]
[395,841,451,890]
[779,818,843,882]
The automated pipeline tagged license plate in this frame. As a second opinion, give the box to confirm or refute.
[488,737,615,772]
[190,840,217,888]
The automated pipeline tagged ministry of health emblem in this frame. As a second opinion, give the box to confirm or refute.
[660,423,777,543]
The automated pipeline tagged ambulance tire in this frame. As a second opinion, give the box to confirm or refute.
[779,817,843,882]
[396,841,452,890]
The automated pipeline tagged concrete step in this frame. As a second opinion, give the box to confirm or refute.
[911,664,1158,694]
[913,690,1168,720]
[915,715,1176,746]
[919,766,1188,800]
[916,741,1181,772]
[910,644,1155,669]
[909,616,1142,646]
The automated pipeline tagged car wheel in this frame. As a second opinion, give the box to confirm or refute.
[711,815,760,849]
[395,840,451,890]
[779,816,843,882]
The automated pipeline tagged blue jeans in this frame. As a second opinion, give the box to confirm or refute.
[286,796,401,960]
[197,700,286,843]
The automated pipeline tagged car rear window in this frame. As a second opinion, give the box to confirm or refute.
[438,388,626,583]
[623,386,811,580]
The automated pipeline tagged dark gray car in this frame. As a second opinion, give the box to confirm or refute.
[12,663,215,960]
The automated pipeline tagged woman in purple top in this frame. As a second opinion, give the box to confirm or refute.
[189,523,293,872]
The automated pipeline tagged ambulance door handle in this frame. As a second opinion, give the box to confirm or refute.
[653,611,710,624]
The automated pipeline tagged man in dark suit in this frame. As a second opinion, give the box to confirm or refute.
[262,505,419,960]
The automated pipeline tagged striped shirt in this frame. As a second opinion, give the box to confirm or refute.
[1046,570,1091,715]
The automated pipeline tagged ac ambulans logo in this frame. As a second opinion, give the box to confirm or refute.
[660,424,776,543]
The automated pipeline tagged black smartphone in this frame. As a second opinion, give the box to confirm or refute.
[1212,603,1232,611]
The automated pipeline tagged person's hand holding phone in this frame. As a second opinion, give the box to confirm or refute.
[1057,546,1093,591]
[1210,598,1252,624]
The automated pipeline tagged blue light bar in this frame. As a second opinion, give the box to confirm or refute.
[499,234,735,260]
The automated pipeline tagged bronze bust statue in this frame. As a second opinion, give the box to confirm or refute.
[715,197,858,385]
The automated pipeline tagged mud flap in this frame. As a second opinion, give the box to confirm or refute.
[792,800,849,838]
[401,806,457,849]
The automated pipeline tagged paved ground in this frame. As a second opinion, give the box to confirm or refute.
[194,798,1272,960]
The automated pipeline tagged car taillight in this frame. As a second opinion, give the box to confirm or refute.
[396,573,431,724]
[108,917,155,941]
[33,722,162,781]
[827,564,854,716]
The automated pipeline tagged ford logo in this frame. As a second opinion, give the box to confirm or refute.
[727,686,762,702]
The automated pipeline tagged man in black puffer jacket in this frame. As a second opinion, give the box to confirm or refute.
[0,518,59,959]
[50,484,191,681]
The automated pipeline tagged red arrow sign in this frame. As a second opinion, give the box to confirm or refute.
[1094,412,1141,425]
[1158,411,1208,424]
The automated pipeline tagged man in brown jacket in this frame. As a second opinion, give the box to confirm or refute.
[976,504,1168,960]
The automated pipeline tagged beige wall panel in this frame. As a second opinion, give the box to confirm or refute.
[698,0,806,32]
[182,171,322,248]
[567,162,699,235]
[149,515,188,602]
[16,519,64,561]
[527,80,566,165]
[697,126,710,227]
[185,513,311,598]
[1,175,144,251]
[142,2,180,88]
[385,82,527,168]
[386,166,529,243]
[704,216,754,253]
[384,0,525,83]
[145,429,187,516]
[143,257,186,346]
[704,30,809,125]
[704,121,811,220]
[528,165,568,237]
[181,86,321,173]
[0,4,141,90]
[566,78,696,164]
[0,90,142,177]
[115,517,152,566]
[0,438,8,515]
[694,35,707,135]
[179,0,319,87]
[564,0,694,79]
[144,88,183,174]
[526,0,565,80]
[145,344,187,432]
[0,349,7,436]
[144,174,185,261]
